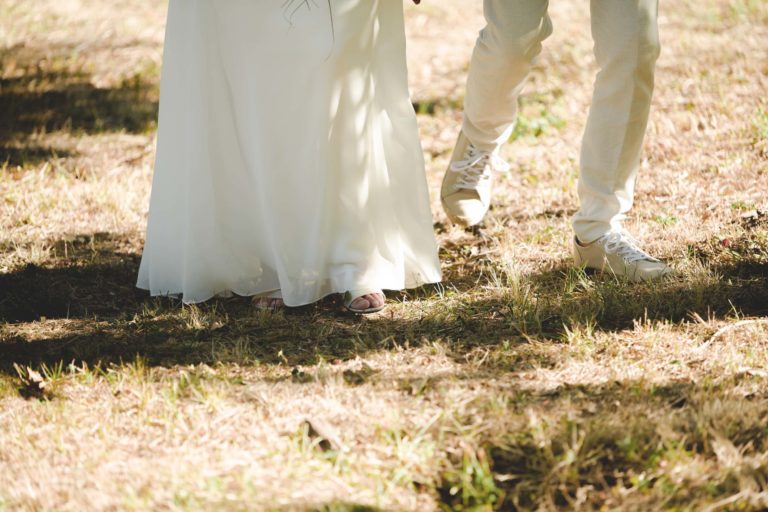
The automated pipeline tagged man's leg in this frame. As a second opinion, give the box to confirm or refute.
[573,0,660,243]
[463,0,552,151]
[572,0,671,280]
[441,0,551,226]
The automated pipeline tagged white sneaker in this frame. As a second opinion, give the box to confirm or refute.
[440,132,510,227]
[573,230,672,282]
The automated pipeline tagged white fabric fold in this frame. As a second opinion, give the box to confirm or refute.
[137,0,441,306]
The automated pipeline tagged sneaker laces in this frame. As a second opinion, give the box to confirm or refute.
[449,144,510,190]
[599,231,659,263]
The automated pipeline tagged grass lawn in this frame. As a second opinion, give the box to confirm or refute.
[1,0,768,510]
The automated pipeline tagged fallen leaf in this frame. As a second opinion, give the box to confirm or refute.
[303,419,343,452]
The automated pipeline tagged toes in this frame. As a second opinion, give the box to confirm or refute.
[255,297,283,310]
[347,292,386,311]
[350,297,371,310]
[364,293,385,308]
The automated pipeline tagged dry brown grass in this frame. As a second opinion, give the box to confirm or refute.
[1,0,768,510]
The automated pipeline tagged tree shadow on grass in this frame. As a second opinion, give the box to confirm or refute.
[435,377,768,511]
[0,42,158,166]
[0,233,146,323]
[1,230,767,373]
[0,144,75,167]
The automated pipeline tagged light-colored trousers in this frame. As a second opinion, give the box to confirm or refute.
[462,0,660,243]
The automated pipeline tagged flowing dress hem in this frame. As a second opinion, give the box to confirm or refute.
[136,271,442,307]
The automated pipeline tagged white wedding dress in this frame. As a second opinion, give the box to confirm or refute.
[137,0,442,306]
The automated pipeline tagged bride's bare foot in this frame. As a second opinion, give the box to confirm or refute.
[253,297,284,310]
[346,291,386,314]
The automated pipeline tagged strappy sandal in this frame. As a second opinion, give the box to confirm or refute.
[343,289,386,314]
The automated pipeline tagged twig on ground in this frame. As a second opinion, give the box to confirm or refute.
[700,319,768,349]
